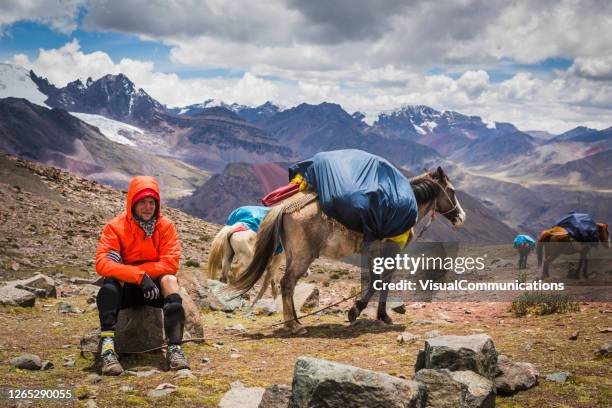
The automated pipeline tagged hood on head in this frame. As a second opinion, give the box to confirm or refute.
[127,176,161,219]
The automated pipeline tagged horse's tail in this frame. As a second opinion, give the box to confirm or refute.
[536,230,551,266]
[207,225,235,280]
[232,205,284,295]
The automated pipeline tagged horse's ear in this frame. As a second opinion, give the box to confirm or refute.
[435,166,445,179]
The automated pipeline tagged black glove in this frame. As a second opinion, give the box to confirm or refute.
[140,273,160,300]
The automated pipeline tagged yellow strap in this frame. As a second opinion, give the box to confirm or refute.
[386,229,413,249]
[101,331,115,338]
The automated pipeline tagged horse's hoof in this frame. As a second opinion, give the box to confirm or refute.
[377,314,393,325]
[347,307,359,323]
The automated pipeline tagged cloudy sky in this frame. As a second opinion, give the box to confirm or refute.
[1,0,611,133]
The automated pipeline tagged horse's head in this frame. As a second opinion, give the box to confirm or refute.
[428,166,466,227]
[597,223,610,248]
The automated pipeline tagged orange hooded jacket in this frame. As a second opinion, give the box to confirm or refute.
[95,176,180,285]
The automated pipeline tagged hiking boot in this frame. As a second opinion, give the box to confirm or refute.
[166,345,189,370]
[100,349,124,376]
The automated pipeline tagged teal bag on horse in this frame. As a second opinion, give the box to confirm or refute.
[226,206,283,254]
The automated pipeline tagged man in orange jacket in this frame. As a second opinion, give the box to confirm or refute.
[95,176,188,375]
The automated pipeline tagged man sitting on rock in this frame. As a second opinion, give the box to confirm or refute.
[95,175,188,375]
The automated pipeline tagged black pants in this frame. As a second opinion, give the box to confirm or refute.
[518,248,530,269]
[96,277,185,345]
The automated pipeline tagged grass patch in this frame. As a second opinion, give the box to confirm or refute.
[511,292,579,317]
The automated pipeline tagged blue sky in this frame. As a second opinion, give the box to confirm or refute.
[1,0,611,132]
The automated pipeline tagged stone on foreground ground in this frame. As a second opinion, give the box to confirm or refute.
[259,384,292,408]
[290,356,425,408]
[219,381,265,408]
[0,284,36,307]
[414,369,495,408]
[415,334,498,380]
[494,355,539,394]
[10,354,42,370]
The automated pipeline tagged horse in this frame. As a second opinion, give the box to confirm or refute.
[536,223,610,279]
[208,223,282,305]
[231,166,465,334]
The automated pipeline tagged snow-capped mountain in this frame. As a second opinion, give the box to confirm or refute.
[69,112,142,146]
[373,105,519,155]
[169,100,283,124]
[30,71,166,128]
[0,63,48,106]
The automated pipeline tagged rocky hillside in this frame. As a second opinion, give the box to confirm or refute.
[0,154,218,281]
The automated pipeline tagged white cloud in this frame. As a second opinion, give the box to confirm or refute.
[568,56,612,81]
[8,38,612,134]
[0,0,84,34]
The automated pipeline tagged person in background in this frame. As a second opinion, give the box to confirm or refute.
[95,176,188,375]
[513,234,536,270]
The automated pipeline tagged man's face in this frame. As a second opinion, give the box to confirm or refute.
[134,196,157,221]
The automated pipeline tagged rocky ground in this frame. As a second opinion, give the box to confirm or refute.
[0,154,611,407]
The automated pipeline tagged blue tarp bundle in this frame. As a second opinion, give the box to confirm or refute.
[289,149,418,242]
[226,206,270,232]
[226,206,283,254]
[514,234,536,248]
[554,211,599,242]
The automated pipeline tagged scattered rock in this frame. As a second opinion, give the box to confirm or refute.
[219,381,265,408]
[179,287,205,341]
[147,383,178,398]
[545,371,571,383]
[201,357,211,364]
[40,360,54,370]
[62,356,75,367]
[414,334,498,381]
[425,330,441,339]
[124,368,160,377]
[175,368,196,380]
[88,374,102,384]
[290,356,425,408]
[597,327,612,333]
[20,273,58,297]
[120,385,134,392]
[0,284,36,307]
[58,302,80,313]
[115,306,164,353]
[414,368,495,408]
[389,301,406,314]
[258,384,291,408]
[569,331,579,340]
[494,355,539,394]
[225,323,247,333]
[252,298,278,316]
[520,342,533,351]
[397,332,419,345]
[595,341,611,357]
[10,354,42,370]
[411,319,450,325]
[230,353,242,359]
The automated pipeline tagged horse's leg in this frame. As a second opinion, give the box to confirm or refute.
[580,248,589,279]
[376,241,400,324]
[281,257,312,334]
[376,267,395,324]
[348,267,377,322]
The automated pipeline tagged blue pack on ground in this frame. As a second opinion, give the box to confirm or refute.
[226,206,283,254]
[289,149,418,242]
[554,211,599,242]
[514,234,536,248]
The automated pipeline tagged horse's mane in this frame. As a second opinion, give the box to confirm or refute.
[410,173,438,205]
